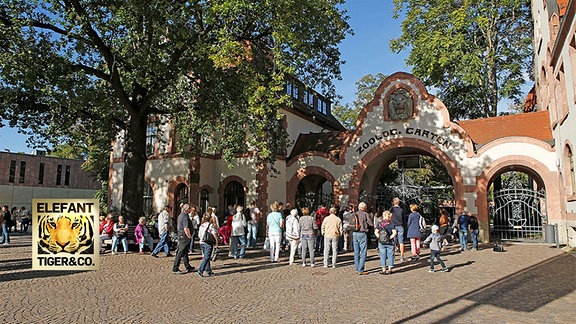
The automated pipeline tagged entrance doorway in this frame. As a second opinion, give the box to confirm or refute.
[224,181,245,212]
[295,175,333,211]
[489,171,547,242]
[361,154,454,224]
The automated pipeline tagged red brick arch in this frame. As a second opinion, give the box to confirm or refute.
[347,137,464,211]
[287,166,340,207]
[474,155,561,242]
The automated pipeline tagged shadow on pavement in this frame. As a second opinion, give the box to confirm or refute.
[392,253,576,323]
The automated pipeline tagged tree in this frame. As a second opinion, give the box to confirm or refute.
[0,1,351,222]
[390,0,532,119]
[333,73,388,129]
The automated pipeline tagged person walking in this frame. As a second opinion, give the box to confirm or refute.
[135,216,154,254]
[438,208,451,245]
[1,205,11,245]
[188,206,200,253]
[457,209,471,252]
[197,213,218,277]
[469,213,479,251]
[151,206,172,258]
[285,209,300,265]
[423,225,449,273]
[172,204,196,274]
[351,202,373,275]
[266,202,284,263]
[390,197,406,262]
[299,207,317,267]
[321,207,343,268]
[231,205,247,259]
[406,204,423,260]
[246,201,261,248]
[375,211,397,275]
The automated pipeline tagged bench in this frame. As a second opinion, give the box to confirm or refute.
[102,226,160,251]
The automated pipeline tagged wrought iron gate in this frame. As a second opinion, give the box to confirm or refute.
[490,187,547,242]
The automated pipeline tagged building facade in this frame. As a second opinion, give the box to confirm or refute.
[109,71,573,246]
[532,0,576,247]
[0,151,101,211]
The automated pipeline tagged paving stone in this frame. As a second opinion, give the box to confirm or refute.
[0,233,575,323]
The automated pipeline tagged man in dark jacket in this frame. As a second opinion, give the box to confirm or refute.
[469,214,479,251]
[390,197,405,262]
[172,204,196,274]
[457,209,471,252]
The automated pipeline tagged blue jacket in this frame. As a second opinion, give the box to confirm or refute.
[458,214,470,231]
[406,212,422,238]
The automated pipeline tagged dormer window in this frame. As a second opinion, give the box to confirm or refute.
[286,80,299,99]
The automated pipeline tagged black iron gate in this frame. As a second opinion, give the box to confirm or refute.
[490,187,547,242]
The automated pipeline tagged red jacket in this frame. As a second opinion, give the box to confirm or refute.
[100,220,114,238]
[315,207,330,227]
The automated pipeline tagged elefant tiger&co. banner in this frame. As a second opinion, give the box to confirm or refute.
[32,199,100,270]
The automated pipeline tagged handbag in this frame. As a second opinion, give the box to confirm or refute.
[211,246,220,261]
[263,237,270,250]
[203,224,216,245]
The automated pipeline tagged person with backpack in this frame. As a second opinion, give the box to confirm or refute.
[285,209,300,265]
[457,209,471,252]
[375,210,397,275]
[349,201,373,275]
[469,214,480,251]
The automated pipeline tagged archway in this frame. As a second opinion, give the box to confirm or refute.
[295,174,334,211]
[223,181,245,213]
[348,137,464,216]
[487,168,547,242]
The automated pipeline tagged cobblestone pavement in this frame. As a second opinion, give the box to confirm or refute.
[0,233,575,323]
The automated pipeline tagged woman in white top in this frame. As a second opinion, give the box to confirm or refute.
[285,209,300,265]
[198,213,218,277]
[111,215,129,254]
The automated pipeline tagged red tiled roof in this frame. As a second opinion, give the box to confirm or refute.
[457,111,553,146]
[289,131,351,159]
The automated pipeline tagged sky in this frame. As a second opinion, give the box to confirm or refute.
[0,1,407,154]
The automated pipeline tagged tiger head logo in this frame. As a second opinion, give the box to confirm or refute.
[38,214,94,254]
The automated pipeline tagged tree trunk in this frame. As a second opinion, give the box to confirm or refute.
[121,110,148,224]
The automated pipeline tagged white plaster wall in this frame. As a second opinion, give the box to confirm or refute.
[283,109,326,153]
[268,160,287,206]
[112,131,125,159]
[145,157,189,213]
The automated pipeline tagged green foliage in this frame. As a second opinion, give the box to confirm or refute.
[333,73,388,129]
[0,0,351,220]
[391,0,533,119]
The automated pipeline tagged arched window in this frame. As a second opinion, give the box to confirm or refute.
[175,183,189,214]
[566,145,576,196]
[224,181,244,211]
[143,181,153,218]
[200,189,209,215]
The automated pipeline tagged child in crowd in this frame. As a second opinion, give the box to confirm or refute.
[422,225,448,273]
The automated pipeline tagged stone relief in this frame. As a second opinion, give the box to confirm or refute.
[387,88,414,120]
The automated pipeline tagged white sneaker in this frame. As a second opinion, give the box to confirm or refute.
[332,265,336,269]
[302,263,306,267]
[311,264,315,267]
[323,265,328,268]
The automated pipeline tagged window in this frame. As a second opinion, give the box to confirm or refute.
[56,164,62,185]
[19,161,26,183]
[200,189,209,215]
[318,99,327,114]
[286,80,299,99]
[38,163,45,184]
[146,122,157,156]
[9,160,16,183]
[571,149,576,195]
[555,64,568,122]
[143,181,153,217]
[303,91,315,107]
[64,165,71,186]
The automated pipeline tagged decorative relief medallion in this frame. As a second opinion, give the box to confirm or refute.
[387,88,414,121]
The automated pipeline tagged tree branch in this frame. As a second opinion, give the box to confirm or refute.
[70,64,111,81]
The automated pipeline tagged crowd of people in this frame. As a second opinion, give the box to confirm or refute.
[96,198,481,277]
[0,205,31,245]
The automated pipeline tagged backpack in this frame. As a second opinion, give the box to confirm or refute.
[348,212,361,231]
[378,225,391,244]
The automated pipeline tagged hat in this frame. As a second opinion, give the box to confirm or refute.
[431,225,439,232]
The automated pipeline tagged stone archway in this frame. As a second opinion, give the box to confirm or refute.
[347,137,464,212]
[287,166,340,208]
[475,155,561,243]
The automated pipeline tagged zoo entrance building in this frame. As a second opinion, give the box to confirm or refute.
[108,72,575,247]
